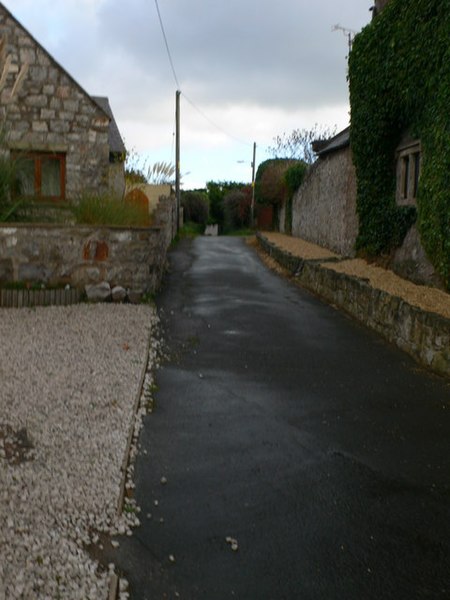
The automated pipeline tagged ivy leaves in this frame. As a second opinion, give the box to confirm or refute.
[349,0,450,289]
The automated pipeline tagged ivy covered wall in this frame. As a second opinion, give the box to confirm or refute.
[348,0,449,289]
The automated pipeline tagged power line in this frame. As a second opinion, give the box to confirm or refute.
[182,92,252,147]
[153,1,252,149]
[154,0,180,89]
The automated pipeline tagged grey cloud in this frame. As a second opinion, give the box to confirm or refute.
[95,0,371,109]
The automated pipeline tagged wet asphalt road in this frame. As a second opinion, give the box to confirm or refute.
[114,236,450,600]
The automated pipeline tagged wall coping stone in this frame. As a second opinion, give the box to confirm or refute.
[257,232,449,379]
[0,222,162,232]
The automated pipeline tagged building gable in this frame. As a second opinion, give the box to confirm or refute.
[0,2,114,200]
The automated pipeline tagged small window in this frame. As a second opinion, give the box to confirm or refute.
[413,152,421,198]
[401,156,409,199]
[396,139,421,206]
[12,152,66,202]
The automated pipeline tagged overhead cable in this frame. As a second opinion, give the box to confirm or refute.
[182,92,252,147]
[153,1,251,148]
[154,0,180,89]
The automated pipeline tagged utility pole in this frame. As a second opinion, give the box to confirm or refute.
[251,142,256,229]
[175,90,181,232]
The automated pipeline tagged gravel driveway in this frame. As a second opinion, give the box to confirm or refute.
[0,303,159,599]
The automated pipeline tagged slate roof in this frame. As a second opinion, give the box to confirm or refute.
[92,96,126,156]
[312,126,350,158]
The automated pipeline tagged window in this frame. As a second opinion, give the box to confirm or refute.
[13,152,66,202]
[396,139,421,206]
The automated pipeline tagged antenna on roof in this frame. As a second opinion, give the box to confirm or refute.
[332,24,357,54]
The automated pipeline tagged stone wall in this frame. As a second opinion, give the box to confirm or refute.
[257,233,449,379]
[0,6,110,199]
[125,184,173,215]
[0,196,178,298]
[109,162,126,199]
[154,195,178,253]
[392,225,442,288]
[291,147,358,256]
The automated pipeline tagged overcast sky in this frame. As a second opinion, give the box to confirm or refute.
[8,0,372,189]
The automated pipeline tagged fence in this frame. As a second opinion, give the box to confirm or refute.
[0,288,81,308]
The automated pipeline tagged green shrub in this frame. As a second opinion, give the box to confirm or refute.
[205,181,246,231]
[179,221,204,237]
[181,191,209,225]
[223,188,252,232]
[255,159,297,206]
[284,162,308,196]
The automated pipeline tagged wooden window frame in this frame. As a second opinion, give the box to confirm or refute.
[12,151,66,202]
[396,140,421,206]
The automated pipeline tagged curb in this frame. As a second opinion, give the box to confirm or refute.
[109,314,154,599]
[257,233,450,378]
[116,331,151,517]
[108,574,119,600]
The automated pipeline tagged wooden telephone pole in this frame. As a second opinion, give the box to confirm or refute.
[251,142,256,228]
[175,90,181,231]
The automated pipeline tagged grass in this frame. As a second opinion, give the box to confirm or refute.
[171,221,204,246]
[178,221,204,237]
[225,228,256,237]
[72,193,152,227]
[172,223,257,245]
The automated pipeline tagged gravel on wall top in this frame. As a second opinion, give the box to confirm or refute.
[0,303,159,599]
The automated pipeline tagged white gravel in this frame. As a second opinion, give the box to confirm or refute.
[0,303,160,599]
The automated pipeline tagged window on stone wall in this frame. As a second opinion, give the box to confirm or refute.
[12,152,66,202]
[396,138,421,206]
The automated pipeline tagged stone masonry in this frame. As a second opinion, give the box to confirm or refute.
[0,223,165,297]
[0,4,110,200]
[257,233,450,379]
[291,146,358,257]
[0,195,178,299]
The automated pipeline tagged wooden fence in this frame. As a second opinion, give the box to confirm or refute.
[0,288,81,308]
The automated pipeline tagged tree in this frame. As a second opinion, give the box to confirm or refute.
[181,190,209,225]
[255,159,297,206]
[223,186,252,232]
[267,123,337,164]
[284,162,308,196]
[206,181,246,231]
[255,159,307,232]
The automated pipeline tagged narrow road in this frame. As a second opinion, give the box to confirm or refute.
[115,236,450,600]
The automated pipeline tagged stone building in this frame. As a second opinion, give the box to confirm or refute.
[289,128,359,257]
[92,96,126,198]
[0,2,125,203]
[371,0,391,19]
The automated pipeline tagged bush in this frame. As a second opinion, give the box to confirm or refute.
[255,159,298,206]
[205,181,246,231]
[181,191,209,225]
[178,221,204,238]
[284,162,308,196]
[223,188,252,232]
